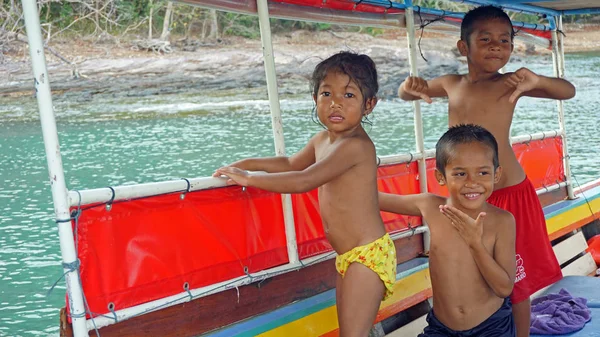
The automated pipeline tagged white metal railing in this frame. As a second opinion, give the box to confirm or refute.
[68,129,568,207]
[551,15,575,199]
[510,130,563,144]
[536,181,570,196]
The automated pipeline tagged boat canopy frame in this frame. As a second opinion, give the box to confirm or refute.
[20,0,587,335]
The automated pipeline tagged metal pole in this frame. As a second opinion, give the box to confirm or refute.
[551,16,575,199]
[256,0,299,264]
[405,2,430,251]
[20,1,88,336]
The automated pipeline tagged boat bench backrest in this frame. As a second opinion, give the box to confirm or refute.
[552,230,598,277]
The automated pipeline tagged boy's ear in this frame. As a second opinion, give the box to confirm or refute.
[434,169,446,186]
[313,94,317,103]
[493,166,503,184]
[457,39,468,56]
[364,97,378,116]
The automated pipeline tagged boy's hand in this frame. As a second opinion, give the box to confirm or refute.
[214,166,250,186]
[504,67,541,103]
[402,76,433,103]
[440,205,485,247]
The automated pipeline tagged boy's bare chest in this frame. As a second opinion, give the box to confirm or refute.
[314,141,364,188]
[447,82,515,128]
[428,215,496,256]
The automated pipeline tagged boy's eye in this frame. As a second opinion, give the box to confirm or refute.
[454,172,466,177]
[321,92,330,97]
[501,39,509,43]
[480,171,490,175]
[480,38,490,42]
[345,93,355,98]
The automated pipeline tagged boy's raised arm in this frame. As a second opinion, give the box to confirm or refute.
[398,75,450,103]
[440,206,516,298]
[378,192,432,217]
[505,67,576,103]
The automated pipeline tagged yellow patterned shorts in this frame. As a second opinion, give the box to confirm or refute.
[335,233,397,300]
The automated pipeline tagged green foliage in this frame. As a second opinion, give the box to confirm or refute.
[2,0,599,41]
[270,19,332,33]
[363,27,385,37]
[220,12,260,39]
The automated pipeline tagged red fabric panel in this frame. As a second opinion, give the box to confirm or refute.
[377,161,423,232]
[292,189,332,259]
[69,138,563,316]
[514,136,564,189]
[520,27,552,42]
[272,1,551,42]
[71,187,287,316]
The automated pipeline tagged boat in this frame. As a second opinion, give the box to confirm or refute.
[18,0,600,336]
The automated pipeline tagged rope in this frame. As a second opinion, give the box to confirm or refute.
[415,6,445,63]
[570,167,600,223]
[46,260,80,297]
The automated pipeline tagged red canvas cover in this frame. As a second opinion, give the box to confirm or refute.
[69,137,563,317]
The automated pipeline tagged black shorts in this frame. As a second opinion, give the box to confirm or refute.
[418,297,516,337]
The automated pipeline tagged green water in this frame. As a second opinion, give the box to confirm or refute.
[0,53,599,336]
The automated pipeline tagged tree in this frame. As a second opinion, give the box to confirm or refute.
[160,1,173,40]
[208,9,218,40]
[148,0,153,39]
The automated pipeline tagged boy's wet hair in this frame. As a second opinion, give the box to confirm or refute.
[461,5,515,43]
[310,51,379,108]
[436,124,499,175]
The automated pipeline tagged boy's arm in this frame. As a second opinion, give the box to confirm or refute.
[440,206,516,298]
[215,137,367,194]
[492,212,517,290]
[505,67,576,103]
[214,135,316,175]
[398,75,450,103]
[379,192,435,217]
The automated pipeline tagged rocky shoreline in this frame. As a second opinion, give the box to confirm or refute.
[1,27,598,101]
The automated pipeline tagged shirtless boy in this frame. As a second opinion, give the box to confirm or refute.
[397,5,575,336]
[380,124,516,336]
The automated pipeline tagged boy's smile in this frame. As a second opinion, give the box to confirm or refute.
[437,142,502,214]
